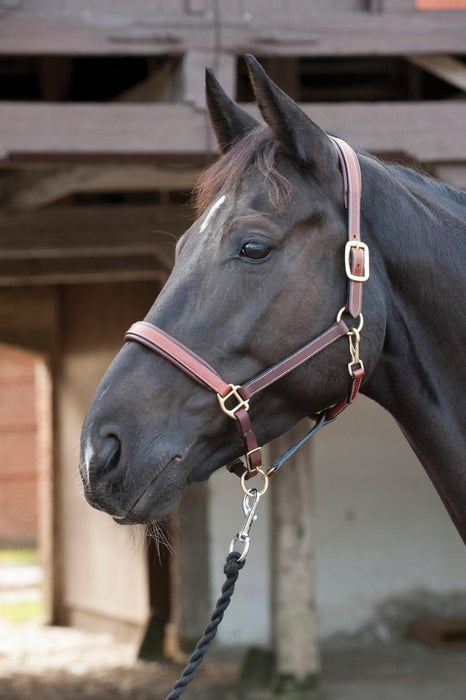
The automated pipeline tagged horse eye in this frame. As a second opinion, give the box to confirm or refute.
[240,241,272,261]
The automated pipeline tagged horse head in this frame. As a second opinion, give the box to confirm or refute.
[80,56,385,524]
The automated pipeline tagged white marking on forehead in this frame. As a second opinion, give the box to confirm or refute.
[200,195,226,233]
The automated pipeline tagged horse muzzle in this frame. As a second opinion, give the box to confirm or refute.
[80,424,186,522]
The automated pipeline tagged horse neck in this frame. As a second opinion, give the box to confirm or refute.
[358,155,466,542]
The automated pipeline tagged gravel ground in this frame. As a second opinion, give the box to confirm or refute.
[0,621,239,700]
[1,621,466,700]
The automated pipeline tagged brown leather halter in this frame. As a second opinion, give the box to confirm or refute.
[125,136,369,484]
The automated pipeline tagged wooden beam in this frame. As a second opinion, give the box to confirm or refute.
[1,167,110,211]
[181,50,237,110]
[0,104,211,163]
[0,258,170,287]
[1,102,465,164]
[406,54,466,93]
[179,50,237,159]
[76,165,200,192]
[0,205,186,285]
[115,58,181,103]
[0,11,465,56]
[35,356,55,626]
[1,165,201,210]
[0,205,185,258]
[270,423,320,687]
[170,484,211,652]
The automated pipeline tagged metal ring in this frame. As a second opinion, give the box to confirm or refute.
[240,469,269,498]
[229,535,249,562]
[336,307,364,333]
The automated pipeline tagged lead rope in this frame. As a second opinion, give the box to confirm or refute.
[165,552,244,699]
[165,488,263,699]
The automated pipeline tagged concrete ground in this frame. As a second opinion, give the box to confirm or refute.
[0,621,465,699]
[320,642,466,700]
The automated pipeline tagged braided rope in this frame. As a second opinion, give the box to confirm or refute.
[165,551,245,699]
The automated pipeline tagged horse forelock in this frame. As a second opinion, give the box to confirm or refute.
[192,125,293,218]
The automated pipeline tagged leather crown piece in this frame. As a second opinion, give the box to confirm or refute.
[125,136,368,479]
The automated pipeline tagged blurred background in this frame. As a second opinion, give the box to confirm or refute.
[0,1,465,698]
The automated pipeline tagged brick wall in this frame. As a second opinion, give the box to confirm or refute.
[0,345,38,545]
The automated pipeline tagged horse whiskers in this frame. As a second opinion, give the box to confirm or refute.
[145,520,176,560]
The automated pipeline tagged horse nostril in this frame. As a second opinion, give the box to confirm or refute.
[99,433,121,476]
[85,432,122,483]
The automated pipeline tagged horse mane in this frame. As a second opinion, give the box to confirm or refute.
[193,125,293,216]
[194,126,466,225]
[357,149,465,215]
[388,162,466,210]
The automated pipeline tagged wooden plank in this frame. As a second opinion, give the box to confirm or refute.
[0,104,211,163]
[181,50,237,109]
[0,205,186,285]
[0,205,185,257]
[231,15,466,56]
[7,0,360,15]
[270,423,320,685]
[406,54,466,93]
[1,102,465,164]
[1,11,465,56]
[383,0,416,10]
[0,258,170,287]
[75,165,200,192]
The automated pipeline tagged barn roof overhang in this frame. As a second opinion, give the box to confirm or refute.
[1,2,465,286]
[1,98,465,286]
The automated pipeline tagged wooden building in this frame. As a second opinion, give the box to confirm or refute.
[0,0,465,683]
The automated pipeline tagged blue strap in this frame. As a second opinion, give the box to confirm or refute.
[270,411,336,473]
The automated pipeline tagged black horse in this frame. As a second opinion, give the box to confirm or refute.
[80,56,466,545]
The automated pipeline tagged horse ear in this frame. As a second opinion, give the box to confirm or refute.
[244,54,334,168]
[205,67,259,154]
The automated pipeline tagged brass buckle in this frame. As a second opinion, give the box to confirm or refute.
[345,241,370,282]
[246,446,263,474]
[217,384,250,420]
